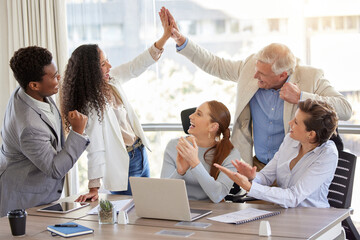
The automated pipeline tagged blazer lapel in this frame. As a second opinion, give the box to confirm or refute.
[234,78,259,121]
[283,73,301,134]
[18,88,60,145]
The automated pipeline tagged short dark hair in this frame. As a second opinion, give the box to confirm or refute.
[9,46,53,90]
[298,99,338,145]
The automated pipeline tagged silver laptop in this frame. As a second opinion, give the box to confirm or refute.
[129,177,212,222]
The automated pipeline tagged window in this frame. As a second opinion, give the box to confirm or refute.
[335,16,344,30]
[215,19,226,34]
[306,17,319,31]
[322,17,332,30]
[268,18,280,32]
[66,0,360,225]
[230,19,240,33]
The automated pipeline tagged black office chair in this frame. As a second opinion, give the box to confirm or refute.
[328,150,359,240]
[180,107,196,134]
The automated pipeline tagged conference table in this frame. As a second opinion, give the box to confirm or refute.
[0,193,349,239]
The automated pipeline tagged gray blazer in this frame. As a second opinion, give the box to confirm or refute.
[0,87,89,216]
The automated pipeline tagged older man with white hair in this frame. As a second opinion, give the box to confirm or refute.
[160,7,352,169]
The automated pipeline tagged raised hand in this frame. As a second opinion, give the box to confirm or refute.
[68,110,88,134]
[231,159,257,181]
[156,6,172,50]
[214,163,252,191]
[161,7,186,46]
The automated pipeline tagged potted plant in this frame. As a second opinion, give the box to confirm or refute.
[98,199,116,224]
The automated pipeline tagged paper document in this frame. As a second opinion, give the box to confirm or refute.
[87,199,134,215]
[208,208,280,224]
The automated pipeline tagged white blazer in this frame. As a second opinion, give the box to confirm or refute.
[86,49,154,191]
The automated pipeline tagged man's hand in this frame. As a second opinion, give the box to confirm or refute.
[279,82,301,104]
[68,110,87,135]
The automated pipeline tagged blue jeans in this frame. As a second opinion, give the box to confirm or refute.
[110,144,149,195]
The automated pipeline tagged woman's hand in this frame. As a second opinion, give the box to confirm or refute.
[214,163,252,191]
[176,136,200,169]
[155,7,172,50]
[176,152,190,175]
[75,188,99,202]
[231,159,257,181]
[159,7,172,40]
[160,7,186,46]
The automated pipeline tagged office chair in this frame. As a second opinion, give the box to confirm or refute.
[180,107,196,134]
[327,150,359,240]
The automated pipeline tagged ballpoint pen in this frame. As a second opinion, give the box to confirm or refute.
[54,224,78,227]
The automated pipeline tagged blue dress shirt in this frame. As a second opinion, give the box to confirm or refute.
[176,38,188,51]
[249,88,285,164]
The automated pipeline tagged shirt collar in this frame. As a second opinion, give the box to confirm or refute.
[290,136,324,156]
[23,91,53,112]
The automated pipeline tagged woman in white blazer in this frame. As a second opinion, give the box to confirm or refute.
[61,10,173,201]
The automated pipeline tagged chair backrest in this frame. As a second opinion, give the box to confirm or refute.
[327,150,357,209]
[180,107,196,134]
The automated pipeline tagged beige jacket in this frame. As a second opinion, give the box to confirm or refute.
[179,39,352,165]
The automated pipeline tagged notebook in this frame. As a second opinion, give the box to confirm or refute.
[87,199,134,215]
[208,208,281,224]
[47,222,94,238]
[129,177,212,222]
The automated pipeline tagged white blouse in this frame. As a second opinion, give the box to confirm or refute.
[248,133,338,208]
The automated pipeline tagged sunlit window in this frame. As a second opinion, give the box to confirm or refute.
[66,0,360,224]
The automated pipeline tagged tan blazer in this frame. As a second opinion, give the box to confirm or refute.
[86,48,154,191]
[179,39,352,165]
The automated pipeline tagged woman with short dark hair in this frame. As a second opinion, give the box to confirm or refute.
[216,99,338,208]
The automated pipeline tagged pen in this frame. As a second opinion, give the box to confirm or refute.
[54,224,78,227]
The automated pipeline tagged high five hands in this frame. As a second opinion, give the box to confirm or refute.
[159,7,186,46]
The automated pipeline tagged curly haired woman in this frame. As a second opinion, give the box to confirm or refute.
[62,10,172,201]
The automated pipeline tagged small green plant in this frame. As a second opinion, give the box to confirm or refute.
[99,199,113,211]
[98,199,115,224]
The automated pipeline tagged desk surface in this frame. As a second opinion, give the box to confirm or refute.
[18,193,349,240]
[29,220,295,240]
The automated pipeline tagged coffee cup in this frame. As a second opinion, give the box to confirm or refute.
[7,209,27,236]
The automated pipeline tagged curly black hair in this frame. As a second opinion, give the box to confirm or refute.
[61,44,110,132]
[9,46,53,90]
